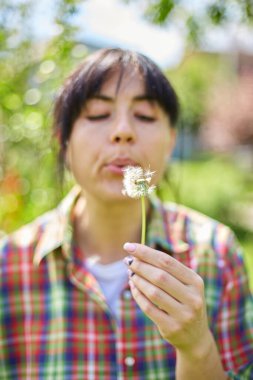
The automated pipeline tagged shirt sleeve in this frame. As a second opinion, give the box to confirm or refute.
[213,231,253,379]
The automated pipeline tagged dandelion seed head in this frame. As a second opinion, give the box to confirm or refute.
[122,166,156,199]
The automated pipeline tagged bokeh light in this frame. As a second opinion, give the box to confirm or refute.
[24,88,41,105]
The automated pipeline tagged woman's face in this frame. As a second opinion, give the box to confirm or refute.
[66,70,176,202]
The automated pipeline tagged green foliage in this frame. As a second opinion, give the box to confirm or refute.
[167,53,231,132]
[0,0,87,232]
[243,0,253,21]
[130,0,253,45]
[163,156,247,219]
[207,3,227,25]
[145,0,176,24]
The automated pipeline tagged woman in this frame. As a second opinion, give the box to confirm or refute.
[0,48,252,379]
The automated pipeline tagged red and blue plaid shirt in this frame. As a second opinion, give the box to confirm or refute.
[0,186,252,379]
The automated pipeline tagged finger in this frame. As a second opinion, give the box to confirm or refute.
[129,279,173,327]
[131,273,183,317]
[129,279,207,348]
[124,242,198,285]
[129,258,190,305]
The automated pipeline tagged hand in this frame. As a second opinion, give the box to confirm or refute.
[123,242,212,358]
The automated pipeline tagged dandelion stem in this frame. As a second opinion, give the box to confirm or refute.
[141,195,146,244]
[122,166,155,245]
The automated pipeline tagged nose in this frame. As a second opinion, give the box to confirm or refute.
[110,117,135,144]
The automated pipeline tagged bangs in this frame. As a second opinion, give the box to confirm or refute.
[77,50,144,99]
[79,52,178,126]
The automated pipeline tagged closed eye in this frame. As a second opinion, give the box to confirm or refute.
[135,114,156,122]
[86,114,110,121]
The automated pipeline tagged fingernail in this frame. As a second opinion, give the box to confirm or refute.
[123,242,136,252]
[123,256,133,266]
[127,269,135,277]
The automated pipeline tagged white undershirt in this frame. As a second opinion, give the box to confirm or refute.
[85,258,129,318]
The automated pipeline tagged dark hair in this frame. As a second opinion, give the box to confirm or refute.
[53,48,179,164]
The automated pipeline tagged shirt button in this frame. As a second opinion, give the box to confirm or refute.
[123,290,132,300]
[124,356,135,367]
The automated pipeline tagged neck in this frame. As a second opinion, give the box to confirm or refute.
[73,192,146,264]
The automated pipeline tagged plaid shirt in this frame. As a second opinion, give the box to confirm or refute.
[0,186,252,380]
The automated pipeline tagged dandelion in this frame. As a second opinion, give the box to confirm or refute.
[122,166,156,244]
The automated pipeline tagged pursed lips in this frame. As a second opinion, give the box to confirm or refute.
[105,158,139,174]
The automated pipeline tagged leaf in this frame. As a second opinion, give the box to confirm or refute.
[145,0,175,24]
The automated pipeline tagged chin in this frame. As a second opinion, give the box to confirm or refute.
[81,180,135,204]
[98,186,134,204]
[101,191,129,203]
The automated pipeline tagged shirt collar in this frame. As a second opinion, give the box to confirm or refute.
[33,187,189,266]
[147,195,189,255]
[33,186,81,266]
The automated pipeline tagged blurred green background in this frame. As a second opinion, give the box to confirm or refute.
[0,0,252,290]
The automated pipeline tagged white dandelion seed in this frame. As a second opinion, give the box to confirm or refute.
[122,166,156,199]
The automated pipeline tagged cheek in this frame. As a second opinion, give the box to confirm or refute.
[150,129,171,155]
[147,131,171,177]
[66,136,85,171]
[67,132,102,178]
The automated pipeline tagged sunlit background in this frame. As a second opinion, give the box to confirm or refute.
[0,0,252,289]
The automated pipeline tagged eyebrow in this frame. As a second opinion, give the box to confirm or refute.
[91,95,113,102]
[91,94,156,103]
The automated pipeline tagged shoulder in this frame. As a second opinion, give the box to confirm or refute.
[162,202,249,290]
[162,201,236,251]
[0,209,59,266]
[0,187,80,268]
[162,200,230,232]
